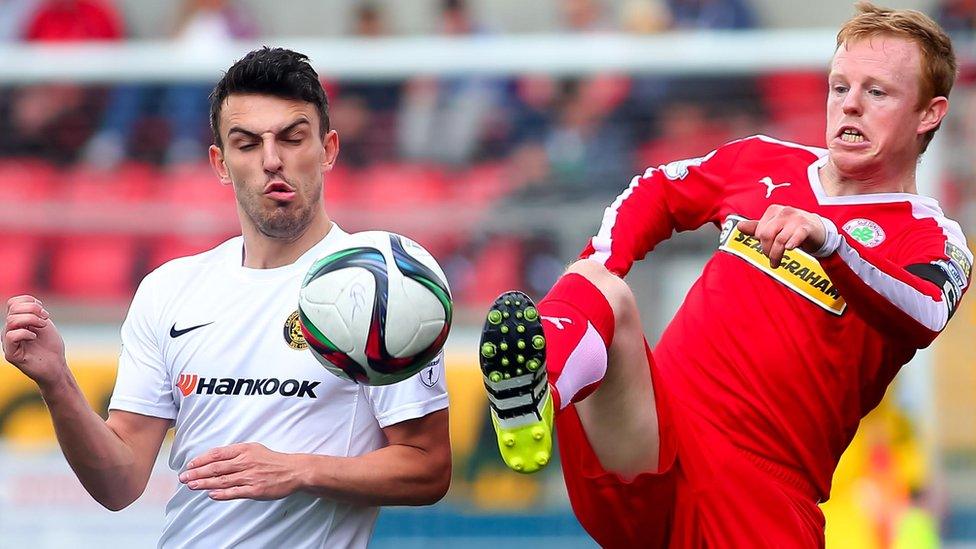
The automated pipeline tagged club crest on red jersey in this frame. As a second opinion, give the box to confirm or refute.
[843,219,886,248]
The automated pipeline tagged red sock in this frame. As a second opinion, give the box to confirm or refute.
[538,273,615,411]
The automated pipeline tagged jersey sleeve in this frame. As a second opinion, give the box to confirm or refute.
[816,217,972,349]
[363,351,449,429]
[580,138,748,277]
[109,271,178,420]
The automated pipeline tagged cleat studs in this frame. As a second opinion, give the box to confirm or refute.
[501,326,509,334]
[504,300,511,306]
[516,355,525,364]
[489,371,502,382]
[481,342,497,358]
[503,435,516,447]
[499,342,509,351]
[535,452,549,466]
[503,312,510,319]
[515,300,522,306]
[501,357,510,367]
[515,311,523,319]
[532,335,545,349]
[516,369,523,375]
[488,310,503,325]
[532,427,545,440]
[503,373,511,379]
[526,358,541,371]
[511,458,524,471]
[516,325,525,333]
[517,340,526,349]
[524,307,539,321]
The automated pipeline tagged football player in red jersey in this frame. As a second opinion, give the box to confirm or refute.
[478,2,972,547]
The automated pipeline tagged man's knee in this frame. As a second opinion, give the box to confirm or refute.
[565,260,640,330]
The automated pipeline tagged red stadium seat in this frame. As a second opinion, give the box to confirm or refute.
[60,162,156,204]
[456,162,514,203]
[760,71,827,147]
[0,159,57,202]
[460,237,523,306]
[49,235,137,301]
[0,234,43,297]
[359,163,449,210]
[146,233,231,271]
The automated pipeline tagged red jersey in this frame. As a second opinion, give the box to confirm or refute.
[580,135,973,501]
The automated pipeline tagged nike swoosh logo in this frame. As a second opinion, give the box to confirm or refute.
[169,322,214,338]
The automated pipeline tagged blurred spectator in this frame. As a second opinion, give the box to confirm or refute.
[627,0,763,164]
[559,0,613,32]
[635,100,731,169]
[666,0,757,30]
[619,0,671,34]
[0,0,123,163]
[23,0,122,40]
[0,0,37,41]
[397,0,504,165]
[934,0,976,36]
[331,3,401,167]
[543,75,634,197]
[83,0,258,168]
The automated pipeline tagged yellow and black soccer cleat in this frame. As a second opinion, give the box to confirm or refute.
[479,291,553,474]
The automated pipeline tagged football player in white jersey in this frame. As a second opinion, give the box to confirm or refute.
[2,47,451,547]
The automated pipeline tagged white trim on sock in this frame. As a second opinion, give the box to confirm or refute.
[553,322,608,410]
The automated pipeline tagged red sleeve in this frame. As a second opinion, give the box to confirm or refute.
[820,222,972,349]
[579,139,748,277]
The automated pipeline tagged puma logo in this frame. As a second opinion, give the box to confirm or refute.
[541,316,573,330]
[759,176,791,198]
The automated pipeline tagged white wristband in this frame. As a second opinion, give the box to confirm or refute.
[811,216,842,257]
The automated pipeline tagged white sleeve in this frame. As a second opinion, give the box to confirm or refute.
[364,351,449,428]
[108,272,177,420]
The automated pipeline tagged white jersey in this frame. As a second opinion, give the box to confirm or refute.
[109,225,449,548]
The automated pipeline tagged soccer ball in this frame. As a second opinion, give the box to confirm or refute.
[298,231,452,385]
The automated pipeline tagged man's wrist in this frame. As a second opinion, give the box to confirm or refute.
[812,216,842,257]
[36,363,75,399]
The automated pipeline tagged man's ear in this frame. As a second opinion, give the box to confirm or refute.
[209,144,232,186]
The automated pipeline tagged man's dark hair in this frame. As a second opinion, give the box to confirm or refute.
[209,47,330,149]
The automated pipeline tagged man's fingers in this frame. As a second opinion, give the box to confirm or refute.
[208,486,253,501]
[186,445,238,470]
[187,471,246,491]
[785,225,810,251]
[181,459,244,483]
[4,313,48,332]
[4,328,38,345]
[736,219,759,235]
[6,295,42,308]
[6,301,48,318]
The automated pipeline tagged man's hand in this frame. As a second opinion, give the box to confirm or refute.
[3,295,67,388]
[737,205,827,268]
[180,442,302,501]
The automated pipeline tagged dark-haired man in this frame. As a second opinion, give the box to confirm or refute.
[3,47,451,547]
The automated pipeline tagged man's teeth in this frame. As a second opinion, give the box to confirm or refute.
[841,129,864,143]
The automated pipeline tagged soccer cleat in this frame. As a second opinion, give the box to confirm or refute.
[479,291,553,474]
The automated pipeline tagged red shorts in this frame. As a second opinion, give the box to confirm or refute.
[556,345,826,548]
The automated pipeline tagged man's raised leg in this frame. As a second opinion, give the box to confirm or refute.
[480,259,662,479]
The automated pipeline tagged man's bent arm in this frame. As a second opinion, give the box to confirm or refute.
[298,409,451,505]
[180,409,451,506]
[42,373,170,511]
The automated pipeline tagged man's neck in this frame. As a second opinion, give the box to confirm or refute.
[819,159,918,197]
[241,215,333,269]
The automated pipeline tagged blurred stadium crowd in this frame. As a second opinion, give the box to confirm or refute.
[0,0,824,309]
[0,0,973,315]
